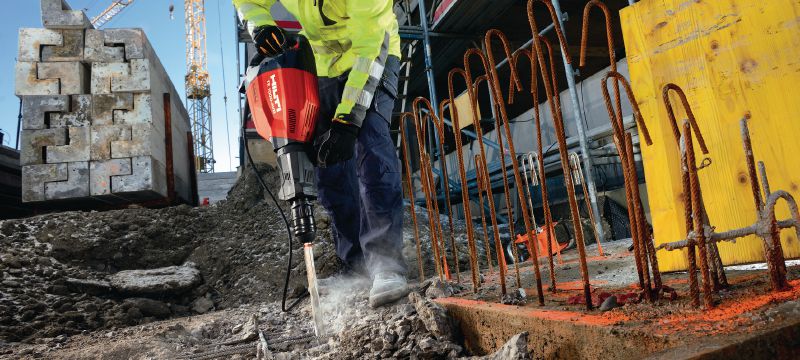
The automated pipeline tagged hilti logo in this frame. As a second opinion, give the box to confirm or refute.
[267,74,282,113]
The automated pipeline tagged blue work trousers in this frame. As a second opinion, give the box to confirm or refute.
[314,56,406,277]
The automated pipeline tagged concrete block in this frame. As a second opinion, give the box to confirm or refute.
[90,158,132,195]
[85,29,145,62]
[18,28,62,62]
[91,59,149,94]
[41,29,84,62]
[46,126,90,163]
[22,163,68,202]
[45,161,89,200]
[37,61,88,95]
[41,0,92,30]
[50,95,92,128]
[92,93,134,125]
[84,29,124,62]
[112,156,167,196]
[90,125,130,160]
[111,124,163,161]
[15,62,59,96]
[21,95,69,130]
[116,94,156,126]
[20,128,68,165]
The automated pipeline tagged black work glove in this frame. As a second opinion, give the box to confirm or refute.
[253,25,288,57]
[314,119,360,168]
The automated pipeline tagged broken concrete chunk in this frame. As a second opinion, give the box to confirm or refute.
[123,298,171,318]
[191,295,214,314]
[41,0,92,30]
[409,292,455,342]
[21,95,69,130]
[15,62,59,96]
[65,277,113,295]
[50,95,92,128]
[483,332,531,360]
[108,263,201,294]
[41,29,85,62]
[45,161,90,200]
[18,28,63,62]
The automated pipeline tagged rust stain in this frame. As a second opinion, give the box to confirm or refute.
[740,58,759,73]
[791,183,798,192]
[655,21,669,30]
[738,171,748,184]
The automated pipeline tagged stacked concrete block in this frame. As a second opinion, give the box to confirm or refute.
[16,0,194,205]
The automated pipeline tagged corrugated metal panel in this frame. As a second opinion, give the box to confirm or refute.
[621,0,800,271]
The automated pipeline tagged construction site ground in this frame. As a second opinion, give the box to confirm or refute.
[1,165,799,359]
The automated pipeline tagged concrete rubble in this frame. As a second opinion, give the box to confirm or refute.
[15,0,194,205]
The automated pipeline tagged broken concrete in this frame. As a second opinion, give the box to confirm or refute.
[108,263,202,295]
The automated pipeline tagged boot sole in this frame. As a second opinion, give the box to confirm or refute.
[368,285,410,308]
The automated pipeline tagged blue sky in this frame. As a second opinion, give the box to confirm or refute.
[0,0,242,172]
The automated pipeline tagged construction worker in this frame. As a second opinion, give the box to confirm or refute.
[233,0,407,307]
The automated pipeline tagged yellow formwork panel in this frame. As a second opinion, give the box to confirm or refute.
[620,0,800,271]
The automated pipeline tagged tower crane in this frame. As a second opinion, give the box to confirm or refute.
[91,0,135,28]
[185,0,215,173]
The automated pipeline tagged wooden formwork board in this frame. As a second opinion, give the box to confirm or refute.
[621,0,800,271]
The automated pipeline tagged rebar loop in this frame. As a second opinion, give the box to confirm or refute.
[570,152,604,256]
[528,0,593,309]
[485,29,545,304]
[449,66,504,294]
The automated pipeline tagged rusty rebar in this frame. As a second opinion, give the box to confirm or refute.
[600,71,649,291]
[486,29,544,302]
[509,48,562,291]
[478,153,508,295]
[680,131,700,307]
[624,133,652,300]
[399,113,426,281]
[684,120,715,309]
[451,63,506,295]
[475,154,494,274]
[528,1,592,309]
[764,190,798,290]
[581,0,622,123]
[410,100,447,280]
[432,100,461,283]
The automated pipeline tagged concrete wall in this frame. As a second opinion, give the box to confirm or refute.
[16,0,194,205]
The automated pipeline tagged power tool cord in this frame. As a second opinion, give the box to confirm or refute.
[241,119,308,313]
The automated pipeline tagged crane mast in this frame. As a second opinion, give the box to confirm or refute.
[185,0,215,173]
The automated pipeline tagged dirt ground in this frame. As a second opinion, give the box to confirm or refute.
[0,165,530,359]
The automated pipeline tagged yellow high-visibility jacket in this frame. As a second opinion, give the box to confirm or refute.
[234,0,401,127]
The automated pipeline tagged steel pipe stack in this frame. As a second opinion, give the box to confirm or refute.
[16,0,194,205]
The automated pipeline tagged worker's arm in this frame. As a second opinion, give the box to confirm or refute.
[333,0,393,127]
[233,0,277,35]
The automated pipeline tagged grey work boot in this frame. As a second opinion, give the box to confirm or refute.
[368,271,409,308]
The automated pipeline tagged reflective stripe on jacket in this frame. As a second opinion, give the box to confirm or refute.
[233,0,401,126]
